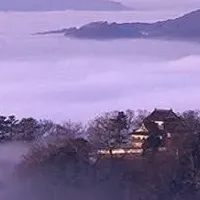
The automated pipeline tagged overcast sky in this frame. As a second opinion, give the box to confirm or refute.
[119,0,200,10]
[0,0,199,11]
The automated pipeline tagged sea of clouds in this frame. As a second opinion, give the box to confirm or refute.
[0,3,200,199]
[0,9,200,122]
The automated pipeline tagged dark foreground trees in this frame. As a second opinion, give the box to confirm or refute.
[14,132,200,200]
[0,116,86,142]
[2,109,200,200]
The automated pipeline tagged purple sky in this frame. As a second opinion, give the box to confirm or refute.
[0,0,199,11]
[120,0,200,10]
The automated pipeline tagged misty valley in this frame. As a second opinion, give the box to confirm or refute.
[0,1,200,200]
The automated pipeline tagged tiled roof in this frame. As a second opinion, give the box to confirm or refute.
[144,121,160,132]
[144,109,180,122]
[132,108,184,137]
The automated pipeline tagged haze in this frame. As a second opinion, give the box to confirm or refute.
[0,0,130,11]
[0,2,200,122]
[0,0,200,11]
[121,0,200,10]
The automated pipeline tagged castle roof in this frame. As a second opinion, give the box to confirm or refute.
[144,109,180,122]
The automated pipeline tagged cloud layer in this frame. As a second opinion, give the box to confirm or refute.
[120,0,200,11]
[0,11,200,122]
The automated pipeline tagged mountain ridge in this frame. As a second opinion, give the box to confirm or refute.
[34,9,200,41]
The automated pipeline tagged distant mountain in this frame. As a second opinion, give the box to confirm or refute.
[0,0,131,11]
[35,9,200,41]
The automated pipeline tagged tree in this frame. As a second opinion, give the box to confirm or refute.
[6,115,19,139]
[87,109,150,155]
[36,119,55,138]
[0,115,19,141]
[42,120,85,141]
[0,116,9,141]
[181,110,200,134]
[134,109,150,126]
[14,117,40,141]
[62,120,85,139]
[88,111,132,156]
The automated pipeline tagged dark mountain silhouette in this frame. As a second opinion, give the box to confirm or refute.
[0,0,131,11]
[35,9,200,41]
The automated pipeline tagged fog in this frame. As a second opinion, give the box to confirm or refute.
[0,142,28,181]
[0,142,29,197]
[0,10,200,122]
[0,5,200,200]
[120,0,200,11]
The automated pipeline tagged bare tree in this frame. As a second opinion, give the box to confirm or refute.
[62,120,86,139]
[181,110,200,133]
[0,115,19,141]
[87,110,136,156]
[13,117,40,141]
[41,120,86,142]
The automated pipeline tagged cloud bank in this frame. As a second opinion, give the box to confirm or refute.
[0,11,200,122]
[120,0,200,11]
[1,39,200,122]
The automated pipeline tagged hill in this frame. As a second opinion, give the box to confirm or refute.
[35,9,200,41]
